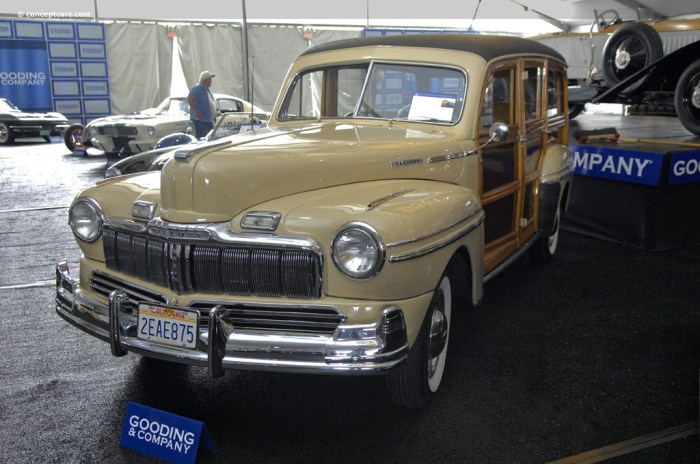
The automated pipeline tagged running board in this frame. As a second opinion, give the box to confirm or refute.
[483,232,541,285]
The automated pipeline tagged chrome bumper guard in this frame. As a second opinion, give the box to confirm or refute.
[55,261,408,375]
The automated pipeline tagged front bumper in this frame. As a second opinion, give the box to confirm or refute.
[55,261,410,375]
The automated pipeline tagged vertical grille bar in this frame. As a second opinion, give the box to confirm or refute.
[103,229,118,270]
[221,247,251,295]
[147,239,167,287]
[193,246,222,293]
[131,235,149,280]
[116,232,134,275]
[282,250,316,298]
[251,249,281,297]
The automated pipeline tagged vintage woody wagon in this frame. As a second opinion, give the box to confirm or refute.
[56,34,573,408]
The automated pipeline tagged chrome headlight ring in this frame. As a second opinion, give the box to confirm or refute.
[69,197,104,242]
[332,222,385,279]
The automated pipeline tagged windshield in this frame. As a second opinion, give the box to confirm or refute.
[278,62,466,124]
[0,99,20,113]
[155,97,189,115]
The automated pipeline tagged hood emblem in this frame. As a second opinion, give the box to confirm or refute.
[174,139,234,162]
[367,189,414,211]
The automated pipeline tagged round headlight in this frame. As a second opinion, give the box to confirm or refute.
[69,199,103,242]
[146,126,156,137]
[332,224,384,279]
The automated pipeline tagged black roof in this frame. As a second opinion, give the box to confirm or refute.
[301,34,565,63]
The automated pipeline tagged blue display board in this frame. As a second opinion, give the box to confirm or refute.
[570,144,664,186]
[0,19,109,124]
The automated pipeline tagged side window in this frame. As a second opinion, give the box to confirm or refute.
[547,69,565,117]
[218,99,243,113]
[481,69,513,128]
[524,66,543,121]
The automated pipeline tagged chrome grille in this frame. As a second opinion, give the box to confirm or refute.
[189,302,344,335]
[103,228,322,299]
[89,271,168,313]
[98,126,138,136]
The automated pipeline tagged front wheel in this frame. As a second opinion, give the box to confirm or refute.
[0,122,15,145]
[674,58,700,136]
[386,273,452,408]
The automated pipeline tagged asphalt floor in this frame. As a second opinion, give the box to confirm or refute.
[0,111,698,463]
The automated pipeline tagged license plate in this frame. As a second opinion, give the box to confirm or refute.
[137,304,198,349]
[40,130,51,136]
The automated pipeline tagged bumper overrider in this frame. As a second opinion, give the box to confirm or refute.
[55,261,409,375]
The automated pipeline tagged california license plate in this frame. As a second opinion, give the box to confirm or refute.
[137,304,198,349]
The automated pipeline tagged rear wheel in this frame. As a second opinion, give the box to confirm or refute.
[386,272,452,408]
[530,206,560,263]
[0,122,14,145]
[674,58,700,136]
[602,23,663,92]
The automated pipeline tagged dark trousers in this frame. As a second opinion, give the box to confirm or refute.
[193,120,214,139]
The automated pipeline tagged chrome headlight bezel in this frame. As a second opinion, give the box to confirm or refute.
[331,223,385,279]
[69,197,103,242]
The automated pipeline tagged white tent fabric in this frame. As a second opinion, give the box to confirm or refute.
[176,24,245,99]
[104,23,361,114]
[104,23,173,114]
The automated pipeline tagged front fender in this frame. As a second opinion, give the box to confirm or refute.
[236,179,485,302]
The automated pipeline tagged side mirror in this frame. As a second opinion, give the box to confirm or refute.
[488,122,509,142]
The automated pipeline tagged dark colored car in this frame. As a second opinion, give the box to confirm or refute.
[0,98,70,144]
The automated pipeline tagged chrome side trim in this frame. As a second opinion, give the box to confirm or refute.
[386,206,482,248]
[428,150,475,163]
[389,212,484,263]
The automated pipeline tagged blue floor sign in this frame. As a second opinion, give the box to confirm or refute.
[120,402,215,463]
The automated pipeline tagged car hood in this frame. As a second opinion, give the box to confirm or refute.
[158,121,467,223]
[88,111,187,126]
[7,111,67,121]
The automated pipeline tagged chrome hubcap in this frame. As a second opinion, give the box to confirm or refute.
[615,48,631,70]
[691,82,700,109]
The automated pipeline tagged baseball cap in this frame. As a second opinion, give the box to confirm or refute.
[200,70,215,81]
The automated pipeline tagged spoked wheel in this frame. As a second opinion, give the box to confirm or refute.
[386,273,452,408]
[602,23,663,92]
[674,58,700,136]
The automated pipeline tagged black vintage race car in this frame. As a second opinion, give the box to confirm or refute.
[0,98,70,145]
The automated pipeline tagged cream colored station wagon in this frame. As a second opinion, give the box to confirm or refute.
[56,34,573,408]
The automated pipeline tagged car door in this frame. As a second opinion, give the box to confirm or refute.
[479,58,548,274]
